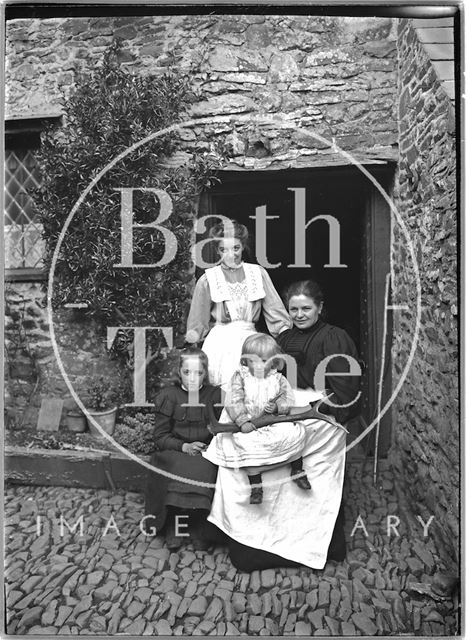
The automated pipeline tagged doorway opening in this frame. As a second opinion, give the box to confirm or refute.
[198,165,394,453]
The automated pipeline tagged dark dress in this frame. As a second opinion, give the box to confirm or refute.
[228,320,360,571]
[144,384,222,534]
[277,318,361,424]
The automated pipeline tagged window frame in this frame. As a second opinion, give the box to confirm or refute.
[4,114,62,282]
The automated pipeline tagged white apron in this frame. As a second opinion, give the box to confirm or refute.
[202,321,256,389]
[203,388,346,569]
[202,264,265,388]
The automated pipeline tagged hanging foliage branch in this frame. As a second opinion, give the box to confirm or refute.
[35,42,222,353]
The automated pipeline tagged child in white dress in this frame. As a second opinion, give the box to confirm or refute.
[211,333,312,504]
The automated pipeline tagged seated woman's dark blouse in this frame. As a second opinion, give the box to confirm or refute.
[277,318,360,424]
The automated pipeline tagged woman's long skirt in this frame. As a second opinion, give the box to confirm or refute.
[228,499,346,571]
[144,450,218,532]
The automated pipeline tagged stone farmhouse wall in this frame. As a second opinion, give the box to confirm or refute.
[4,13,459,568]
[390,19,458,567]
[6,14,398,166]
[4,285,124,430]
[5,14,399,428]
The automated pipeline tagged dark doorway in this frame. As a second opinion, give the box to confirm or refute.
[198,165,394,451]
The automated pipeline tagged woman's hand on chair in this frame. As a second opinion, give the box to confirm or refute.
[182,442,206,455]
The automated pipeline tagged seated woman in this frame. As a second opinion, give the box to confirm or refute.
[185,219,292,388]
[277,279,361,426]
[144,348,224,550]
[206,280,360,571]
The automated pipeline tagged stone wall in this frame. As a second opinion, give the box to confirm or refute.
[4,15,460,567]
[6,14,398,167]
[5,13,400,425]
[5,282,47,428]
[390,19,458,567]
[5,282,126,429]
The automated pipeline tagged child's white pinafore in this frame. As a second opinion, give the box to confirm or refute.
[205,369,307,469]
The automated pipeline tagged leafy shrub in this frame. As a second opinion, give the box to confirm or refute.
[85,375,121,411]
[34,41,222,391]
[113,411,156,455]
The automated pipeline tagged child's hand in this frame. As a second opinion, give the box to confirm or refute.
[241,422,256,433]
[276,402,290,416]
[264,401,277,414]
[182,442,206,455]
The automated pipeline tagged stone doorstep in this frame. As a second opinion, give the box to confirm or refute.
[5,445,149,493]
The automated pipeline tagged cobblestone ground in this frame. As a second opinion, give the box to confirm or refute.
[5,460,459,636]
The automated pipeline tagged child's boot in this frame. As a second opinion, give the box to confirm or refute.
[248,474,263,504]
[290,457,311,491]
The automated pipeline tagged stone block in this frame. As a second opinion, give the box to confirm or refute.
[215,19,247,35]
[208,46,267,72]
[364,40,397,57]
[352,612,378,635]
[295,621,312,635]
[140,44,163,57]
[223,72,266,84]
[37,398,64,431]
[191,95,255,117]
[268,52,299,82]
[246,24,271,48]
[114,25,137,40]
[307,608,325,629]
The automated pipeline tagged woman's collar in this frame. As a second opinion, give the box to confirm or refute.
[295,317,324,333]
[180,384,204,392]
[221,261,244,272]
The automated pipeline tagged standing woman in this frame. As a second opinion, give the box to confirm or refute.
[185,219,292,388]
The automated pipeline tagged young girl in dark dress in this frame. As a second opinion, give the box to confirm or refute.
[144,348,223,550]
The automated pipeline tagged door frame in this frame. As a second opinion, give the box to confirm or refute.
[198,163,395,453]
[360,173,393,454]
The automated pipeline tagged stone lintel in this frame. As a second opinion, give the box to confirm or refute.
[223,151,396,172]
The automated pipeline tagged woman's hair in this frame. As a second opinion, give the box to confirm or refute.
[240,333,284,370]
[209,219,250,257]
[283,280,324,309]
[175,347,210,385]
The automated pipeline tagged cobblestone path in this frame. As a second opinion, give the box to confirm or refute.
[5,460,459,636]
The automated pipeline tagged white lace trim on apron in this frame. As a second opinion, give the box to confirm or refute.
[205,264,265,303]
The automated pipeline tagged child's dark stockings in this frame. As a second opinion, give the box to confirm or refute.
[290,457,312,491]
[248,473,263,504]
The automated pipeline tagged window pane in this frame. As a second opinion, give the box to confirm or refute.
[4,222,45,269]
[4,147,44,269]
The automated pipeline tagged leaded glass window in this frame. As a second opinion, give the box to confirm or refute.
[4,142,45,269]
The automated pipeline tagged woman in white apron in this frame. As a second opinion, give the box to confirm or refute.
[185,220,292,389]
